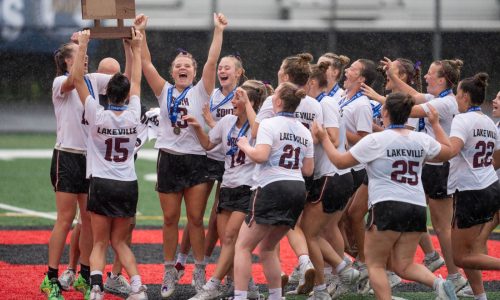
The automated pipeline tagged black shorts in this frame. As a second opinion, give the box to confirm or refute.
[246,180,306,229]
[366,201,427,232]
[156,150,210,193]
[306,173,354,214]
[217,185,252,214]
[206,158,225,182]
[422,163,451,199]
[452,181,500,229]
[87,177,138,218]
[363,174,369,185]
[351,168,367,192]
[304,175,314,193]
[50,149,89,193]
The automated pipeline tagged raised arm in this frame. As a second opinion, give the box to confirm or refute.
[237,88,257,130]
[73,30,91,104]
[183,115,216,150]
[202,13,227,95]
[123,38,133,80]
[361,83,386,104]
[134,14,166,96]
[237,136,271,163]
[381,57,427,104]
[426,104,452,161]
[129,28,143,98]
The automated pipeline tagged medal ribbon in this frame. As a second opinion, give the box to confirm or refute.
[226,120,249,156]
[167,85,192,124]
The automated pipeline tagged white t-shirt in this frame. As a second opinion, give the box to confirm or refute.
[134,107,160,154]
[209,115,255,188]
[350,130,441,208]
[253,115,314,187]
[207,88,236,161]
[420,93,458,138]
[447,112,500,193]
[52,73,111,151]
[314,95,349,179]
[85,95,141,181]
[155,81,210,155]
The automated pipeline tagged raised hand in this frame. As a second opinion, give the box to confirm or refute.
[235,88,250,104]
[130,28,143,50]
[236,136,249,149]
[134,14,148,31]
[182,114,201,128]
[361,83,383,102]
[202,103,216,128]
[426,103,440,125]
[78,30,90,47]
[214,13,228,31]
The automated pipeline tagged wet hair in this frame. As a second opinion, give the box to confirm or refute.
[282,53,313,86]
[458,72,489,106]
[278,82,306,112]
[170,49,198,74]
[434,59,463,88]
[54,43,76,76]
[240,80,268,113]
[378,58,423,95]
[309,62,330,89]
[320,53,350,80]
[106,73,131,105]
[384,92,415,125]
[358,59,377,86]
[223,53,248,86]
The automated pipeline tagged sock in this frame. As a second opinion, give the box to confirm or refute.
[110,272,118,279]
[130,275,142,293]
[194,260,206,268]
[164,260,175,267]
[433,277,444,290]
[447,273,460,280]
[314,284,326,291]
[204,277,221,290]
[233,290,247,300]
[268,288,282,300]
[90,271,103,291]
[426,251,438,259]
[298,255,310,266]
[248,277,257,289]
[80,264,90,283]
[47,267,58,280]
[336,261,347,274]
[324,266,333,275]
[176,253,188,265]
[204,255,210,264]
[474,293,487,300]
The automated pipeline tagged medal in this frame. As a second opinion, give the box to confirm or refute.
[173,126,181,135]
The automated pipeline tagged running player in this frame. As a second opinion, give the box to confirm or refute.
[313,92,458,300]
[447,73,500,300]
[134,13,227,297]
[233,82,314,300]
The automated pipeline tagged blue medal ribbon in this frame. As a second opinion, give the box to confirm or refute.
[167,85,192,124]
[339,91,363,110]
[226,120,249,156]
[466,106,481,113]
[64,72,95,99]
[371,101,382,118]
[210,88,236,112]
[328,83,340,97]
[418,88,453,132]
[108,104,128,111]
[386,124,405,129]
[439,88,453,98]
[316,92,326,102]
[276,112,295,117]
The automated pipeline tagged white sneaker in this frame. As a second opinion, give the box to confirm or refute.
[104,272,131,297]
[331,282,350,299]
[248,278,264,300]
[297,260,315,294]
[387,271,402,289]
[58,269,76,291]
[307,289,332,300]
[339,266,360,286]
[288,264,301,284]
[161,266,178,298]
[90,285,105,300]
[448,274,468,293]
[423,252,445,272]
[220,276,234,298]
[355,262,368,281]
[192,265,206,293]
[126,285,148,300]
[188,286,220,300]
[456,283,474,298]
[327,275,340,295]
[357,278,371,295]
[435,277,458,300]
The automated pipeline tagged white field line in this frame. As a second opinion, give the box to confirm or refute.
[0,203,57,221]
[0,149,158,161]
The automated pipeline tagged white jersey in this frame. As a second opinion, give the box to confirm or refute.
[255,95,324,129]
[52,73,111,151]
[207,88,236,161]
[254,115,314,187]
[314,95,350,179]
[420,92,458,138]
[209,115,255,188]
[339,91,373,170]
[447,112,499,193]
[350,130,441,208]
[85,95,141,181]
[134,107,160,155]
[155,81,210,155]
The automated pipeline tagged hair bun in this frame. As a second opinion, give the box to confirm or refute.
[474,72,489,87]
[295,89,307,99]
[450,58,464,70]
[318,61,330,72]
[298,53,313,63]
[338,55,350,66]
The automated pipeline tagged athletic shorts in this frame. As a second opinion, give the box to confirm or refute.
[351,168,367,193]
[366,201,427,232]
[50,149,89,193]
[246,180,306,229]
[422,163,451,199]
[304,175,314,193]
[217,185,252,214]
[306,173,354,214]
[363,174,369,185]
[452,181,500,229]
[206,158,225,182]
[156,150,210,193]
[87,177,138,218]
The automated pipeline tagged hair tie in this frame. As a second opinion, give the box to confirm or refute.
[414,61,422,70]
[176,48,188,55]
[262,80,271,85]
[53,49,61,56]
[232,51,242,61]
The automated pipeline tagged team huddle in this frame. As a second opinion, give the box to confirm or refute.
[39,12,500,300]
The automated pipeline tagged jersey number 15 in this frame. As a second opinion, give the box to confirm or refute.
[104,137,129,162]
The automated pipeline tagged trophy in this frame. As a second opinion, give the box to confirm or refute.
[81,0,136,39]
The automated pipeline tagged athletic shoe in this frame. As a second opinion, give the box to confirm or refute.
[161,266,178,298]
[327,275,340,295]
[73,273,91,300]
[248,281,264,300]
[192,265,206,293]
[104,272,131,297]
[174,262,185,280]
[387,271,402,289]
[126,285,148,300]
[307,289,332,300]
[435,277,458,300]
[324,271,334,286]
[355,261,368,281]
[219,276,234,298]
[339,265,360,286]
[456,284,474,298]
[331,282,350,299]
[288,264,301,284]
[89,285,104,300]
[40,276,64,300]
[357,278,371,295]
[58,269,76,291]
[188,286,220,300]
[297,259,315,294]
[448,274,468,294]
[423,252,445,272]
